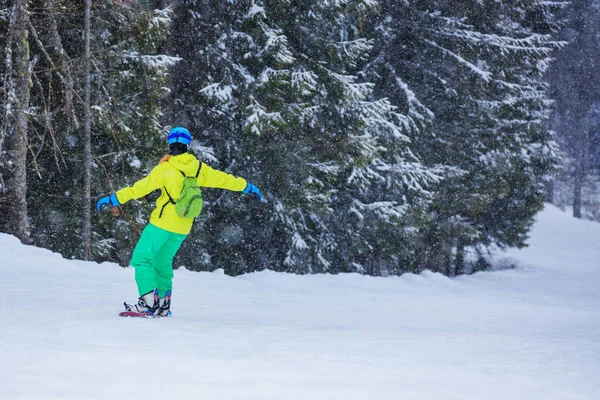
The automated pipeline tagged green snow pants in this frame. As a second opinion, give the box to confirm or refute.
[130,223,187,298]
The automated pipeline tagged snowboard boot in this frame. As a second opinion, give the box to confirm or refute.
[124,288,159,315]
[156,290,172,317]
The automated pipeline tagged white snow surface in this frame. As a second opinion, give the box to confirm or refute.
[1,204,599,399]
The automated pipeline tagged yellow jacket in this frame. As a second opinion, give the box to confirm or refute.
[115,153,247,235]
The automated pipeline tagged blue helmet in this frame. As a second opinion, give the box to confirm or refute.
[167,127,192,146]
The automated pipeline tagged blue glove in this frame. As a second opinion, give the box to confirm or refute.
[242,183,263,201]
[96,193,120,212]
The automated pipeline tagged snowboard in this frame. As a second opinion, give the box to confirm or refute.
[119,310,172,318]
[119,311,150,318]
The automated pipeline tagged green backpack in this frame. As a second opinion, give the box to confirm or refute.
[163,163,203,219]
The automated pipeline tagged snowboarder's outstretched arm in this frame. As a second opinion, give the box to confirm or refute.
[114,166,163,204]
[199,163,263,201]
[96,165,163,212]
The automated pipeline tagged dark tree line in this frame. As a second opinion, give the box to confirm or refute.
[0,0,584,277]
[547,0,600,220]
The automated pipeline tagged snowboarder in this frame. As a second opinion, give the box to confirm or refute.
[96,127,263,316]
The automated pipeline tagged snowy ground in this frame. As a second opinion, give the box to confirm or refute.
[1,204,599,400]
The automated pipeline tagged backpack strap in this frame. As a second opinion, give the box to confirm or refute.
[158,161,202,218]
[159,188,176,218]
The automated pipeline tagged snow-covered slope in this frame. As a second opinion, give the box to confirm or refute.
[1,204,598,400]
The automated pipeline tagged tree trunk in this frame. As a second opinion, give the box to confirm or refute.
[4,0,31,243]
[0,0,16,159]
[454,244,465,276]
[82,0,92,260]
[573,126,589,219]
[573,164,583,218]
[45,0,80,130]
[545,179,554,204]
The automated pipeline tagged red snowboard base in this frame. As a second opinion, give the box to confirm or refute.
[119,310,171,318]
[119,311,150,318]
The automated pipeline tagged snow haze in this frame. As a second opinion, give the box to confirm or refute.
[1,204,598,399]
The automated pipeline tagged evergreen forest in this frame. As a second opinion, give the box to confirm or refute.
[0,0,597,276]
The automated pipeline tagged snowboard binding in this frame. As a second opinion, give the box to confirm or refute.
[121,288,172,317]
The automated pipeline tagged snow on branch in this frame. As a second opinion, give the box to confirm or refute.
[332,38,374,68]
[190,144,219,164]
[308,161,342,176]
[421,38,492,81]
[320,0,379,10]
[121,52,181,69]
[291,70,318,95]
[491,79,541,93]
[428,28,557,54]
[258,22,295,64]
[349,200,408,222]
[232,62,255,85]
[245,100,284,135]
[358,99,411,141]
[540,2,570,8]
[150,8,172,28]
[347,164,385,188]
[420,10,565,56]
[395,77,435,121]
[200,83,235,103]
[351,132,386,160]
[329,72,373,102]
[494,119,545,129]
[372,157,447,183]
[390,75,435,135]
[245,0,266,19]
[475,88,551,110]
[288,103,319,121]
[258,67,290,85]
[320,0,351,7]
[292,232,309,250]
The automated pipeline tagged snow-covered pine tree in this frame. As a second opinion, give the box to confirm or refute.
[169,0,442,275]
[88,4,179,263]
[20,1,177,262]
[364,1,563,274]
